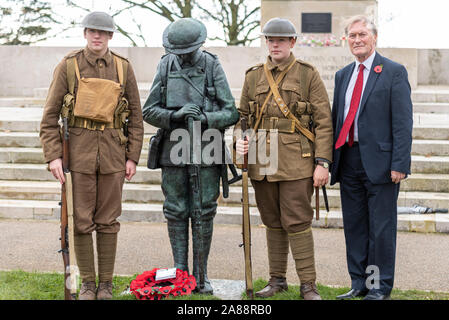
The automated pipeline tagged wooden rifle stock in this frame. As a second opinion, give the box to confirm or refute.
[241,118,254,299]
[60,118,77,300]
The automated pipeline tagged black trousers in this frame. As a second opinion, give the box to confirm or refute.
[339,143,400,295]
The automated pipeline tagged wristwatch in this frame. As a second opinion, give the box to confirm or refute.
[316,161,329,169]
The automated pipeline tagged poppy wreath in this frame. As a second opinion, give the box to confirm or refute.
[130,268,197,300]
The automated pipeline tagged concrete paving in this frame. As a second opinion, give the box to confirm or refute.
[1,219,449,295]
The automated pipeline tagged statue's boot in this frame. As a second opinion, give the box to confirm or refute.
[74,233,96,300]
[96,232,118,300]
[289,227,321,300]
[167,219,189,272]
[192,218,214,295]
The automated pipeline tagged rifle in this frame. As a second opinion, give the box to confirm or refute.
[59,117,77,300]
[240,118,254,299]
[187,117,205,291]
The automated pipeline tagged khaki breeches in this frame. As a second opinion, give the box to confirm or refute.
[71,170,125,234]
[251,177,314,234]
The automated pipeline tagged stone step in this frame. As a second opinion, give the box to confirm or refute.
[31,84,449,103]
[5,97,449,115]
[1,180,449,211]
[1,131,448,158]
[0,198,447,233]
[2,146,448,174]
[410,86,449,103]
[413,102,449,114]
[0,164,448,193]
[0,132,41,148]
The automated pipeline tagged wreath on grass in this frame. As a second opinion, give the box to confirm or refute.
[130,268,197,300]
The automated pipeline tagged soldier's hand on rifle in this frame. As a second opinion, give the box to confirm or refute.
[236,138,248,156]
[49,158,65,184]
[313,165,329,187]
[125,159,137,181]
[172,103,201,121]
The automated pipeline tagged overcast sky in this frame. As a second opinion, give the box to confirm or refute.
[35,0,449,49]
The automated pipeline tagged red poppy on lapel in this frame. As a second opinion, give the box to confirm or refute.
[374,64,383,73]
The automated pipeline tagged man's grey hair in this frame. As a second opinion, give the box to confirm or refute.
[344,15,378,36]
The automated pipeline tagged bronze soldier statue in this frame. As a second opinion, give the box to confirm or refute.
[142,18,239,294]
[234,17,333,300]
[40,11,144,300]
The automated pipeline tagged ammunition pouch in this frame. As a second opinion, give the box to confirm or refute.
[147,128,164,169]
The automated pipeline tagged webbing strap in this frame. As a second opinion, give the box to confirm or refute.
[114,56,124,85]
[66,58,76,95]
[73,58,81,81]
[250,58,296,140]
[263,63,315,143]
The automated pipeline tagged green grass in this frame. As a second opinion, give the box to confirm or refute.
[1,270,448,300]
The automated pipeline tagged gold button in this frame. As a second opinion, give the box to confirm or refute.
[277,98,281,101]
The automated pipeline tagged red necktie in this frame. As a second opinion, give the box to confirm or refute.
[335,64,365,149]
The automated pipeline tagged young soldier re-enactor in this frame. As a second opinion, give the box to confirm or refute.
[234,18,333,300]
[40,12,144,300]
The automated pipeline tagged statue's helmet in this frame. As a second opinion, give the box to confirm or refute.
[261,17,298,37]
[163,18,207,54]
[81,11,116,33]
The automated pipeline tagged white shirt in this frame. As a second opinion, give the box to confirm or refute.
[343,51,376,142]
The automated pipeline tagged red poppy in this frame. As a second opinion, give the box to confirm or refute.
[374,64,383,73]
[130,268,197,300]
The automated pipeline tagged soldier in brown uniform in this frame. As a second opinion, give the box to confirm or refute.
[234,18,333,300]
[40,12,143,300]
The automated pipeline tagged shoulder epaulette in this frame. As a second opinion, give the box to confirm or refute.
[111,50,129,61]
[245,63,263,74]
[64,49,83,59]
[296,59,315,70]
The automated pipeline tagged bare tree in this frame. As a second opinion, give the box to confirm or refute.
[0,0,71,45]
[67,0,260,46]
[197,0,260,46]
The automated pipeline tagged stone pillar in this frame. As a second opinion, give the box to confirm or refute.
[261,0,378,46]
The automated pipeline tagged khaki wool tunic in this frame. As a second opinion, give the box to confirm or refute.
[40,47,144,174]
[235,53,333,182]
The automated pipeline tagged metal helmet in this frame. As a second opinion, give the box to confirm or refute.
[81,11,116,33]
[163,18,207,54]
[261,17,298,37]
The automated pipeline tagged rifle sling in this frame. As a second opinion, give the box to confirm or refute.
[250,59,296,138]
[263,63,316,144]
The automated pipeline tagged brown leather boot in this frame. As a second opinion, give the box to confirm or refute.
[78,281,96,300]
[300,282,322,300]
[96,282,113,300]
[255,277,288,298]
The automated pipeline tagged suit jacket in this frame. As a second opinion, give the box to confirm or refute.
[330,51,413,185]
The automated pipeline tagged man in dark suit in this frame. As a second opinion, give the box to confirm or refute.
[330,15,413,300]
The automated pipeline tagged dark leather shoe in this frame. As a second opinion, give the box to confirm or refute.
[336,288,369,300]
[255,277,288,298]
[363,291,391,300]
